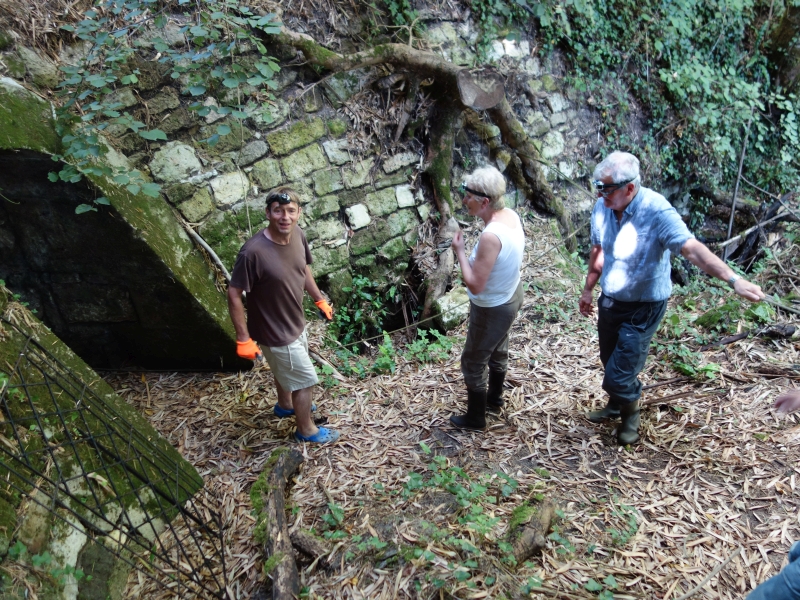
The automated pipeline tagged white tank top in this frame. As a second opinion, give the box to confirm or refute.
[467,210,525,307]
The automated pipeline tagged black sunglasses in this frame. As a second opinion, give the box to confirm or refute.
[459,182,489,199]
[266,193,293,207]
[592,178,634,197]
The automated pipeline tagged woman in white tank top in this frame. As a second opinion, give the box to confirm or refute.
[449,166,525,431]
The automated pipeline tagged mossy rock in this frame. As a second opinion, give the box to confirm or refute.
[199,209,266,271]
[695,300,742,332]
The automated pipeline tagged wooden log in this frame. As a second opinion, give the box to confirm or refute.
[507,499,557,564]
[250,447,304,600]
[290,529,332,570]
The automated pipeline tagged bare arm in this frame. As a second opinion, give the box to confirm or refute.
[680,238,765,302]
[227,285,251,342]
[304,265,324,303]
[451,229,501,295]
[579,244,604,317]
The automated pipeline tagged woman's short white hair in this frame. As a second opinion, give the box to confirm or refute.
[465,166,506,210]
[593,151,641,188]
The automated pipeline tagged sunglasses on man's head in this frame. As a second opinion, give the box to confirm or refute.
[459,182,488,199]
[592,178,634,197]
[267,193,292,207]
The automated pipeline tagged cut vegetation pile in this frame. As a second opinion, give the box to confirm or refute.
[107,213,799,600]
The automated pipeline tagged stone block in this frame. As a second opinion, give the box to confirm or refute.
[266,118,326,156]
[395,184,415,208]
[435,286,470,331]
[248,98,290,131]
[364,187,397,217]
[525,111,550,137]
[383,151,418,173]
[177,187,214,222]
[323,139,352,165]
[379,236,407,261]
[403,227,419,247]
[282,144,328,181]
[350,220,392,256]
[17,46,59,88]
[303,87,323,112]
[250,158,283,191]
[496,149,512,173]
[164,182,196,205]
[550,112,567,127]
[323,71,364,106]
[387,209,420,237]
[305,216,344,243]
[314,168,344,196]
[417,203,431,221]
[335,188,367,208]
[326,268,353,308]
[203,98,226,124]
[228,140,269,167]
[159,107,194,134]
[343,158,374,188]
[210,171,250,206]
[547,93,568,113]
[106,88,138,110]
[541,130,565,160]
[375,172,407,189]
[116,133,147,153]
[541,74,558,92]
[137,21,186,48]
[149,141,202,183]
[327,118,348,137]
[310,244,349,277]
[148,88,180,114]
[199,119,253,153]
[345,204,371,230]
[305,194,340,220]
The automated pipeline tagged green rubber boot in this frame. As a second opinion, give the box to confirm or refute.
[618,400,641,445]
[486,370,506,413]
[587,400,621,423]
[450,389,487,431]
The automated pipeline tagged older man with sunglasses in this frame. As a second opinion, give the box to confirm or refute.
[579,152,764,445]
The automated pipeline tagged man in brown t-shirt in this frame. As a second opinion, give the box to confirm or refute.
[227,187,339,444]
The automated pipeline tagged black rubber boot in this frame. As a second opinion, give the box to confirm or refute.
[617,400,641,445]
[450,389,487,430]
[587,400,621,423]
[486,370,506,412]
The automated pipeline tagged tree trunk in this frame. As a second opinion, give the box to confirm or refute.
[769,5,800,93]
[253,448,304,600]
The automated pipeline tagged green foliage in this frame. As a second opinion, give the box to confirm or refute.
[330,276,389,346]
[404,329,454,363]
[52,0,282,199]
[608,504,638,547]
[539,0,800,195]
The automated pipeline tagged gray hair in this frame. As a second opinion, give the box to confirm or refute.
[593,151,641,190]
[465,166,506,210]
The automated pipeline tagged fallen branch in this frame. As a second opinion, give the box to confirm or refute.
[250,448,305,600]
[507,499,557,563]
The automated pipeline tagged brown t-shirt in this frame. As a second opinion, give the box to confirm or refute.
[230,228,313,347]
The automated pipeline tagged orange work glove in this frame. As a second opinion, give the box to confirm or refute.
[236,338,261,360]
[315,299,333,321]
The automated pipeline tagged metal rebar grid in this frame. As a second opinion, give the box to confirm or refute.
[0,317,229,599]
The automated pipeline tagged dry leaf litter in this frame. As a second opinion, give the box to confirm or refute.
[105,212,799,600]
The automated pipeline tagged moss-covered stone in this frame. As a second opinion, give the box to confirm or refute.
[374,172,408,190]
[350,220,392,256]
[148,87,180,114]
[327,118,348,138]
[540,74,558,92]
[313,168,344,196]
[386,209,419,237]
[0,496,16,557]
[326,268,352,307]
[305,217,343,243]
[335,188,368,208]
[16,46,59,88]
[281,144,328,181]
[266,118,326,156]
[304,194,340,220]
[310,244,349,277]
[199,208,266,270]
[5,55,26,79]
[158,107,194,134]
[343,158,374,189]
[250,158,283,191]
[164,182,196,205]
[177,187,214,222]
[364,188,398,217]
[378,236,406,261]
[0,30,13,51]
[199,119,253,153]
[0,81,60,153]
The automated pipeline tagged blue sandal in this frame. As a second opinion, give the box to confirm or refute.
[294,427,340,444]
[273,403,317,418]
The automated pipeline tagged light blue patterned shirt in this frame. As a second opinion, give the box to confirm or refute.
[590,187,693,302]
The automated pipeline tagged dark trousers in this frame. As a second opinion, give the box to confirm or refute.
[597,293,667,405]
[747,541,800,600]
[461,282,523,391]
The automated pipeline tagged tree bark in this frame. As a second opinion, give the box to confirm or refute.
[421,103,461,323]
[254,448,304,600]
[507,499,557,564]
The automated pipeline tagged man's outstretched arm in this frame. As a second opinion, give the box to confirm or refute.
[680,239,765,302]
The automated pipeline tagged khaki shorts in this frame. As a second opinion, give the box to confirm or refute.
[262,329,319,392]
